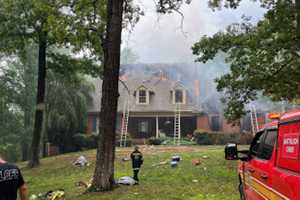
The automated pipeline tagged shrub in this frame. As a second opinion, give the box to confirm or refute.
[72,133,98,150]
[193,130,253,145]
[193,129,212,145]
[147,137,163,145]
[0,144,21,162]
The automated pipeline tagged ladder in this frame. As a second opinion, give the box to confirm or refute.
[174,104,181,145]
[250,105,259,136]
[120,98,130,147]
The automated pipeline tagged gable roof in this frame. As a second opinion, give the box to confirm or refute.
[88,77,201,114]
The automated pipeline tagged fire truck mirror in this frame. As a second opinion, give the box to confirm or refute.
[225,143,238,160]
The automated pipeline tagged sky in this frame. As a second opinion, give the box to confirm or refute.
[122,0,266,63]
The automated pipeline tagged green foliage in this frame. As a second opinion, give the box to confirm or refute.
[193,131,212,145]
[0,45,37,161]
[46,71,94,153]
[193,1,300,122]
[72,133,98,150]
[147,137,163,145]
[193,130,253,145]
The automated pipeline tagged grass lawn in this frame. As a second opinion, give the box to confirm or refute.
[20,146,241,200]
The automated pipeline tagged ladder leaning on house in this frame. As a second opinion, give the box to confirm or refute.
[174,104,181,145]
[120,98,130,147]
[250,105,259,136]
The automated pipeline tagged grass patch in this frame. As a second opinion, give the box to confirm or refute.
[20,146,240,200]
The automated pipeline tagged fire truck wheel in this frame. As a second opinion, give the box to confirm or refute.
[239,181,246,200]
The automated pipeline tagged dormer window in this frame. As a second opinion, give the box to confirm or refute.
[175,90,183,103]
[136,86,149,104]
[172,89,186,104]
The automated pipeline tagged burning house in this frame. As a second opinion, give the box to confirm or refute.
[87,64,242,141]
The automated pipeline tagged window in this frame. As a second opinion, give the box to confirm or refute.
[136,87,149,104]
[138,121,148,133]
[175,90,183,103]
[139,90,147,103]
[257,130,277,160]
[173,89,185,104]
[250,131,265,157]
[92,116,97,132]
[250,129,278,160]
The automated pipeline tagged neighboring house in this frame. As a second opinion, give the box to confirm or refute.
[87,64,242,139]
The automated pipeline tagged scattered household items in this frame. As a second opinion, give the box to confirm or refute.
[192,159,201,166]
[46,190,65,200]
[171,155,181,162]
[73,155,90,167]
[170,155,181,167]
[152,160,168,167]
[170,161,178,168]
[29,189,65,200]
[75,179,92,189]
[116,176,137,185]
[122,157,130,162]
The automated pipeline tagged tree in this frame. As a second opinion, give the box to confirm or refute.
[0,59,24,161]
[0,0,102,167]
[45,70,93,153]
[88,0,191,191]
[192,0,300,123]
[0,0,68,167]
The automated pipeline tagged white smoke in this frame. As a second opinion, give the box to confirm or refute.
[122,0,266,63]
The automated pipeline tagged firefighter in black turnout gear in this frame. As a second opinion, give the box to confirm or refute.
[130,146,143,182]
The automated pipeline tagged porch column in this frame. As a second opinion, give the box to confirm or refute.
[156,115,159,138]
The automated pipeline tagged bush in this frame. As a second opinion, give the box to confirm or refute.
[72,133,98,150]
[0,144,21,162]
[147,137,163,145]
[193,129,212,145]
[193,130,253,145]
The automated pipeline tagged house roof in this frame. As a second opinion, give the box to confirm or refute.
[88,76,201,114]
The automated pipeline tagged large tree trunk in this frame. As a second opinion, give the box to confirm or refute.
[92,0,124,191]
[28,34,47,168]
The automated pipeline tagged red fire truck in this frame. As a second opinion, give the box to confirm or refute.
[225,109,300,200]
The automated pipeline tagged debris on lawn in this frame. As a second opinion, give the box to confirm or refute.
[75,179,93,189]
[171,155,181,162]
[192,159,201,166]
[192,179,199,183]
[170,161,178,168]
[151,160,168,167]
[73,155,90,167]
[202,155,209,159]
[117,176,137,185]
[29,189,65,200]
[122,157,130,162]
[170,155,181,167]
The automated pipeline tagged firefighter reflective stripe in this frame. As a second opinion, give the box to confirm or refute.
[241,172,290,200]
[133,168,140,170]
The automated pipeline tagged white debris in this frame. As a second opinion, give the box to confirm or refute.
[73,155,90,167]
[170,161,178,167]
[117,176,137,186]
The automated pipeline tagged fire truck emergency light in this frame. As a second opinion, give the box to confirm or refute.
[268,112,281,120]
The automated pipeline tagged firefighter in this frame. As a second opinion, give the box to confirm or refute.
[0,154,28,200]
[130,146,143,182]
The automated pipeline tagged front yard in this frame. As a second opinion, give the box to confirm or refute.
[21,146,240,200]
